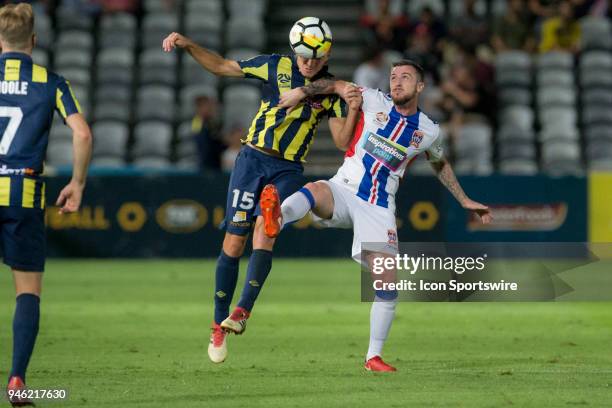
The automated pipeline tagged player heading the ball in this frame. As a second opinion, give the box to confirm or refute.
[163,18,361,364]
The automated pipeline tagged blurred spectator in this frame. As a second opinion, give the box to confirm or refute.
[360,0,406,24]
[414,6,447,51]
[221,126,244,172]
[57,0,102,16]
[192,96,224,171]
[539,0,581,53]
[449,0,489,50]
[571,0,597,18]
[353,48,389,92]
[588,0,610,17]
[529,0,558,20]
[360,0,410,51]
[492,0,536,52]
[100,0,141,14]
[403,23,441,83]
[362,0,404,18]
[438,47,494,136]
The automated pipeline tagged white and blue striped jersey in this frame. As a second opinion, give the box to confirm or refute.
[330,87,443,213]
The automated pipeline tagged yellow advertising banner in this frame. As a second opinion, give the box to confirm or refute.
[589,172,612,254]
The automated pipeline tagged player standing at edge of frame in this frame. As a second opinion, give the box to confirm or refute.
[0,4,93,405]
[162,19,362,364]
[261,60,492,371]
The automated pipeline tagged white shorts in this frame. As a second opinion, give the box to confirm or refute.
[311,179,398,264]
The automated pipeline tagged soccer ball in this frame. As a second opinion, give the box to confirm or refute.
[289,17,333,59]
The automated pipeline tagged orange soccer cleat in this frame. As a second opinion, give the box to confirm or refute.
[364,356,397,372]
[7,376,35,407]
[260,184,282,238]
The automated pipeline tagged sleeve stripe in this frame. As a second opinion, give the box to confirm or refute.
[241,63,269,81]
[66,81,82,113]
[56,88,67,118]
[334,100,342,117]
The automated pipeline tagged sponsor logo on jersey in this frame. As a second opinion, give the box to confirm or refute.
[232,211,247,222]
[362,132,408,171]
[277,73,291,84]
[0,165,36,175]
[410,130,424,148]
[375,112,389,126]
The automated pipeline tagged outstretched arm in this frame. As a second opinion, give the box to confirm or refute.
[328,88,362,150]
[430,158,492,224]
[278,79,356,110]
[162,32,243,77]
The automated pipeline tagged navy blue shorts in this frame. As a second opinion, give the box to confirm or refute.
[224,146,305,236]
[0,206,45,272]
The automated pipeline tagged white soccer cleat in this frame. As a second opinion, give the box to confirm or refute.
[220,306,250,335]
[208,323,228,363]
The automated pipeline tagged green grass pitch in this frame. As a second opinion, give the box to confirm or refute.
[1,259,611,407]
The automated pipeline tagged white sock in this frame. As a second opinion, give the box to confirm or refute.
[366,297,397,361]
[280,189,313,227]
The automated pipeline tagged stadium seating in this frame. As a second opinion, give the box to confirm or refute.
[46,141,74,166]
[55,6,93,31]
[226,18,266,50]
[142,13,180,49]
[132,121,173,161]
[139,49,178,86]
[92,121,129,161]
[580,16,612,50]
[98,13,137,49]
[406,0,445,17]
[222,85,261,130]
[181,56,220,87]
[34,12,53,49]
[136,86,175,122]
[228,0,267,17]
[184,13,223,51]
[34,0,609,175]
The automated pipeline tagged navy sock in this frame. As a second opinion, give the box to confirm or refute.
[11,293,40,382]
[237,249,273,312]
[214,251,240,324]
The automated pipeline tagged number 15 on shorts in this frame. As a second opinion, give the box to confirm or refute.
[231,189,255,210]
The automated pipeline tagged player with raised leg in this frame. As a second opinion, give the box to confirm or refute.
[163,18,360,363]
[261,60,492,371]
[0,4,93,405]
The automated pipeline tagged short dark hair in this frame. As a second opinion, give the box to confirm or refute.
[392,60,425,82]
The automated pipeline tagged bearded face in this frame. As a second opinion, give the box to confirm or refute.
[389,65,423,106]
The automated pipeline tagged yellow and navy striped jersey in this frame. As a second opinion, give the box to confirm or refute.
[237,54,346,162]
[0,52,81,209]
